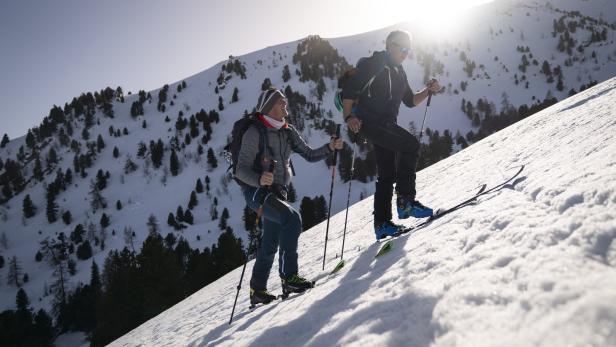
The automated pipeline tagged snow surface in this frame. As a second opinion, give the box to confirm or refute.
[111,76,616,347]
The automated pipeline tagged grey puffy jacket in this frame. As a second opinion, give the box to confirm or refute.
[236,121,332,188]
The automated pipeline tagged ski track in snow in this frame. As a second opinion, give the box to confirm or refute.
[111,77,616,347]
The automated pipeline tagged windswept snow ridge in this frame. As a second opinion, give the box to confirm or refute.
[112,77,616,347]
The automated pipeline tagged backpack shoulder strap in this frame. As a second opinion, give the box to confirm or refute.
[361,54,387,97]
[253,119,272,159]
[283,125,298,176]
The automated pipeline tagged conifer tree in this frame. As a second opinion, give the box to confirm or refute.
[300,197,315,231]
[46,188,58,223]
[189,191,198,209]
[77,240,93,260]
[62,210,72,225]
[89,179,107,212]
[314,195,328,224]
[261,78,272,91]
[96,169,107,190]
[23,194,37,218]
[136,232,183,325]
[282,65,291,82]
[26,130,36,148]
[82,128,90,141]
[7,256,23,287]
[184,209,194,224]
[207,148,218,169]
[170,149,180,176]
[219,208,230,230]
[167,213,179,230]
[1,133,9,147]
[33,309,54,346]
[100,213,110,228]
[176,206,185,223]
[147,214,160,236]
[47,148,58,165]
[96,134,105,152]
[205,175,211,193]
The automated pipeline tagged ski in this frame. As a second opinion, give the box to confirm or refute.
[374,166,524,258]
[247,279,316,312]
[278,280,316,300]
[375,240,394,257]
[330,260,345,274]
[249,298,279,311]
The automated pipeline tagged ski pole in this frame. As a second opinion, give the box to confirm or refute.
[419,90,433,140]
[229,159,275,325]
[322,124,341,271]
[340,133,357,261]
[229,253,248,325]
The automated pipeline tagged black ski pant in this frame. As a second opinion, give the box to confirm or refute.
[361,120,420,225]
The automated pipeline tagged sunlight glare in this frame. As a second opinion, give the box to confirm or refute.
[380,0,492,40]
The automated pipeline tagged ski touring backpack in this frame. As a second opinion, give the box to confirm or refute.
[223,113,270,184]
[333,56,385,113]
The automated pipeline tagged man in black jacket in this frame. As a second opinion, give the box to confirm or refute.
[342,30,441,239]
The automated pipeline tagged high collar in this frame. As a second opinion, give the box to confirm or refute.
[374,50,402,67]
[258,113,288,129]
[382,50,400,68]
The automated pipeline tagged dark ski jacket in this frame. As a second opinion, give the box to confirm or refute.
[342,50,416,124]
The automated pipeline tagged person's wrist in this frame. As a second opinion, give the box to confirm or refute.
[344,114,353,123]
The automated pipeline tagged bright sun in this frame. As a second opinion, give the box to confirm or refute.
[374,0,493,39]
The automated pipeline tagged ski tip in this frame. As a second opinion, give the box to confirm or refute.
[375,240,393,258]
[330,260,345,274]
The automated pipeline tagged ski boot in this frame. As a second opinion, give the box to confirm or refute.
[249,287,277,308]
[280,274,315,298]
[397,195,433,219]
[374,220,406,240]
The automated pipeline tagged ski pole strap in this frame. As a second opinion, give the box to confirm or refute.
[256,159,276,218]
[427,91,432,106]
[332,124,341,166]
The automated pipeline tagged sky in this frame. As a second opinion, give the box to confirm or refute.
[0,0,493,140]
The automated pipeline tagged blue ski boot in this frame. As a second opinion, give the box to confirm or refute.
[397,195,433,219]
[374,220,406,240]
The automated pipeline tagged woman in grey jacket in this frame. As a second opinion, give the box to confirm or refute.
[237,87,343,305]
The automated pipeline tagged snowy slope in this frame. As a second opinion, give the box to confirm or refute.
[1,0,616,326]
[111,76,616,347]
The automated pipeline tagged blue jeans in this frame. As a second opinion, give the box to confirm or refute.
[242,186,302,290]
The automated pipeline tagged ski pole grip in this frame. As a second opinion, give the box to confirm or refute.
[333,124,341,166]
[268,159,277,173]
[427,91,432,107]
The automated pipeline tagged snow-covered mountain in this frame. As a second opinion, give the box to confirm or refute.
[1,0,615,344]
[111,73,616,347]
